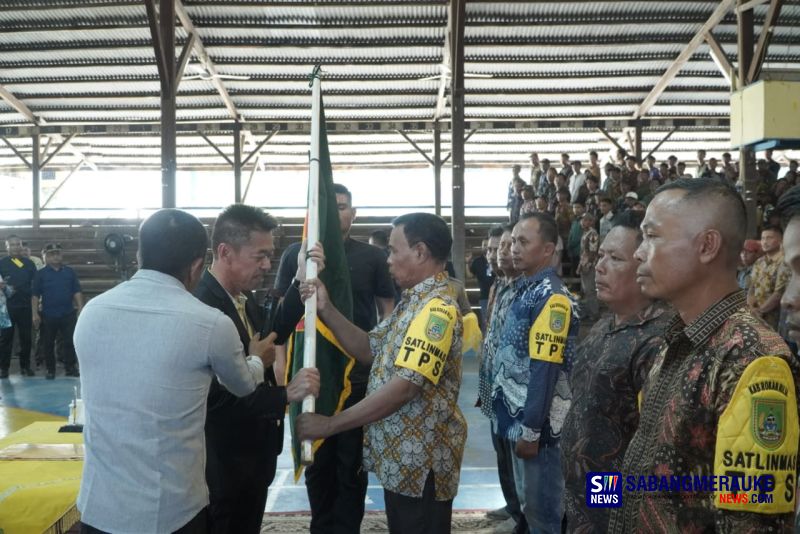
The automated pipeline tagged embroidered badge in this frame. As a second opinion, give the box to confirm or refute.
[752,398,785,450]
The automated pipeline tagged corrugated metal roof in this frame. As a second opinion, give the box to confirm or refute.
[0,0,798,170]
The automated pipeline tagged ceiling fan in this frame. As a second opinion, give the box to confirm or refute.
[182,64,250,82]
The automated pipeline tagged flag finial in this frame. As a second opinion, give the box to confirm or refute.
[308,65,322,87]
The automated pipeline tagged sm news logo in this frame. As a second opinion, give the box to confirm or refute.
[586,472,623,508]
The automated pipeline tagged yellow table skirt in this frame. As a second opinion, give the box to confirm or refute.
[0,421,83,534]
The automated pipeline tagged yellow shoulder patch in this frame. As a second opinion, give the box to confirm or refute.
[394,298,456,385]
[528,294,571,364]
[714,356,799,514]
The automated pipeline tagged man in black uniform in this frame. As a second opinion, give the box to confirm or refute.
[0,234,38,378]
[194,204,321,534]
[274,183,395,534]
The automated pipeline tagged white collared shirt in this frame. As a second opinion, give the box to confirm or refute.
[75,269,263,533]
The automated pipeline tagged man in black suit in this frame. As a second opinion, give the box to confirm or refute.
[194,204,321,534]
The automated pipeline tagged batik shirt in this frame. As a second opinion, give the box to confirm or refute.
[491,267,579,444]
[749,252,790,330]
[363,271,466,501]
[561,303,673,534]
[579,227,599,273]
[478,276,521,422]
[608,291,799,533]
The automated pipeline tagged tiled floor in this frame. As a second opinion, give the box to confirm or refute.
[0,353,505,513]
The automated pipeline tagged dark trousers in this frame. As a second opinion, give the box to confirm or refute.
[42,311,77,373]
[82,507,208,534]
[305,383,368,534]
[384,471,453,534]
[492,431,528,533]
[207,447,276,534]
[0,306,32,372]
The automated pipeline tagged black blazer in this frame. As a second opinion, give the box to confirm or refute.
[194,269,304,459]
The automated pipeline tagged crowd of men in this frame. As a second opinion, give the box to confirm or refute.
[3,157,800,533]
[505,150,800,332]
[484,177,800,533]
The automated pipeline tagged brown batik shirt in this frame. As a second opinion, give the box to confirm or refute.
[608,291,798,533]
[561,302,673,533]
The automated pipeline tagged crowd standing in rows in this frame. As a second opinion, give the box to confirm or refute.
[1,148,799,534]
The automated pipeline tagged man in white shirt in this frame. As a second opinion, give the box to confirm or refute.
[75,209,295,534]
[568,160,586,202]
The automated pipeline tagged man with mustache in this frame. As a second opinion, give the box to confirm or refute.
[608,179,799,533]
[561,210,672,533]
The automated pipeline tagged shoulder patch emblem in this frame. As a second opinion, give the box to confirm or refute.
[752,398,786,450]
[549,309,566,333]
[425,314,448,342]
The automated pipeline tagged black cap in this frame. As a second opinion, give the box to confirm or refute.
[42,243,62,254]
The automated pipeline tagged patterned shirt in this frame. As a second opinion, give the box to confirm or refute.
[749,252,790,330]
[579,227,600,272]
[364,271,466,500]
[608,291,798,533]
[491,267,579,444]
[478,276,521,421]
[561,303,673,534]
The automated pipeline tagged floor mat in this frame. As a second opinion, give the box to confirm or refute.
[261,510,500,533]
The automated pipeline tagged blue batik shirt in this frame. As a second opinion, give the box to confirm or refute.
[491,266,579,445]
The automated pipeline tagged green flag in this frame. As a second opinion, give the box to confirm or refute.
[286,92,354,479]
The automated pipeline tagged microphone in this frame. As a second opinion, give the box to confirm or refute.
[260,294,279,338]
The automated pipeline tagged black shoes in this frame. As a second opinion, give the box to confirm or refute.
[65,368,80,377]
[0,370,8,379]
[21,368,34,377]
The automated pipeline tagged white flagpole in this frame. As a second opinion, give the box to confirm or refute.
[301,68,322,465]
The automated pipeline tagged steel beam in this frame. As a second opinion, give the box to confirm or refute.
[242,154,259,204]
[738,0,758,238]
[434,29,451,121]
[39,136,52,162]
[233,120,242,203]
[747,0,784,83]
[144,0,168,93]
[41,159,84,209]
[241,130,278,167]
[597,127,628,154]
[175,0,239,120]
[705,31,735,87]
[441,128,477,165]
[449,0,466,282]
[39,133,77,170]
[633,0,736,119]
[0,118,732,138]
[32,129,40,227]
[199,132,234,167]
[0,137,31,168]
[175,32,198,88]
[737,0,771,13]
[395,130,434,166]
[644,127,679,160]
[434,127,442,216]
[0,85,38,123]
[159,0,177,207]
